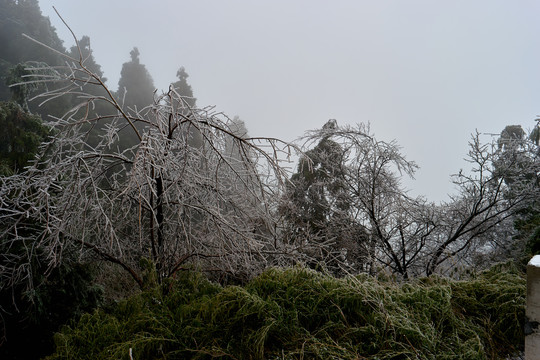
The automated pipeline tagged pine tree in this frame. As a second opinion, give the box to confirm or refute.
[117,47,155,111]
[171,66,196,108]
[168,66,201,147]
[115,47,155,149]
[0,0,65,102]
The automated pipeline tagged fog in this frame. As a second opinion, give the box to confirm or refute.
[39,0,540,202]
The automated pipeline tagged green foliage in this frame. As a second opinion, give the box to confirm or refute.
[6,63,37,110]
[45,263,524,360]
[0,0,65,102]
[286,135,347,234]
[449,262,525,356]
[0,262,103,360]
[0,100,49,174]
[280,120,370,274]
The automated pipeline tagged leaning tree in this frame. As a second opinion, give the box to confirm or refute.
[0,24,303,291]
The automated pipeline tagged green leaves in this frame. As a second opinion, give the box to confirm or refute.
[0,100,49,174]
[46,264,525,359]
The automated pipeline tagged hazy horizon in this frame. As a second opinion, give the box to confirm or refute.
[38,0,540,202]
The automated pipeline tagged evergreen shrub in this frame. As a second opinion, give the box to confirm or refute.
[46,263,525,360]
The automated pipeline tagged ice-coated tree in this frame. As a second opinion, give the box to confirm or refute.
[0,29,300,292]
[491,124,540,259]
[282,121,539,278]
[167,66,202,148]
[424,131,537,274]
[280,121,379,275]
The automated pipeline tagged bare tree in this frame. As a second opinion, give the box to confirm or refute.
[331,123,432,278]
[425,131,539,275]
[280,122,428,277]
[281,122,539,279]
[0,23,301,291]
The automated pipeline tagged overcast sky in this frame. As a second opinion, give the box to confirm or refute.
[38,0,540,203]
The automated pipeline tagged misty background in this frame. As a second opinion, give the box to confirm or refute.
[39,0,540,202]
[1,2,538,358]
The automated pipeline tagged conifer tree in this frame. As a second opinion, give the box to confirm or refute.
[117,47,155,111]
[115,47,155,149]
[169,66,202,147]
[171,66,196,108]
[0,100,49,175]
[0,0,65,102]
